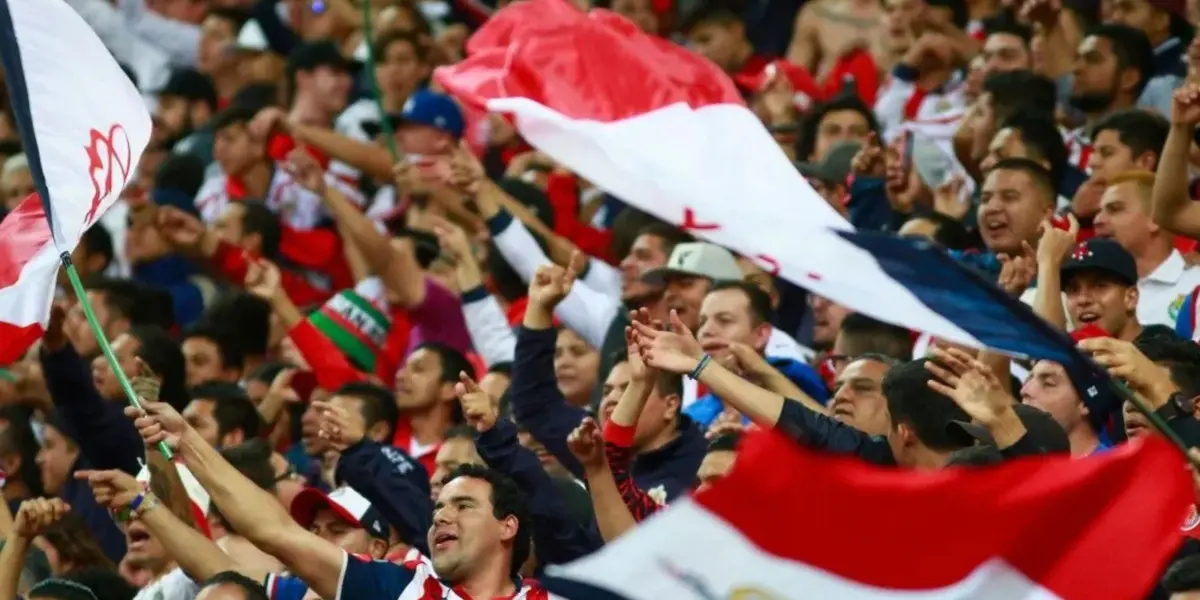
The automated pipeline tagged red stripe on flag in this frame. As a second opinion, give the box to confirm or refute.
[0,193,52,289]
[0,321,44,364]
[696,432,1190,598]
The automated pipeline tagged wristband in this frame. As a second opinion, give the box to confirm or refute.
[689,354,712,380]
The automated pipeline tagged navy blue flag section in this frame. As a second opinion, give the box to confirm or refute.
[836,230,1119,428]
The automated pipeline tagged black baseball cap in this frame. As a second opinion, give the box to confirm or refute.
[286,40,351,75]
[946,403,1071,455]
[1059,238,1138,288]
[157,69,218,109]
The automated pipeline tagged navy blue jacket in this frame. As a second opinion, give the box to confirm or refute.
[510,326,706,500]
[335,439,432,556]
[474,419,602,566]
[132,255,208,328]
[41,344,145,563]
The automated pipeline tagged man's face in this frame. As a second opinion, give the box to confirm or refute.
[811,109,870,162]
[810,295,851,348]
[183,336,228,388]
[687,21,742,72]
[829,359,891,436]
[1122,399,1150,438]
[1089,129,1152,180]
[599,361,632,425]
[1021,361,1087,433]
[1094,182,1154,252]
[980,128,1040,174]
[978,168,1052,256]
[617,234,668,302]
[695,449,736,493]
[270,452,305,509]
[1,167,33,210]
[125,216,173,266]
[980,33,1032,77]
[883,0,923,51]
[214,203,247,246]
[1107,0,1160,38]
[298,66,352,115]
[696,288,766,365]
[35,425,77,497]
[394,347,447,410]
[663,275,711,331]
[198,15,238,76]
[310,508,374,556]
[1071,36,1121,110]
[122,517,169,572]
[597,361,675,448]
[807,178,848,216]
[376,39,427,98]
[155,95,192,141]
[395,123,452,157]
[213,124,263,177]
[1064,271,1137,336]
[429,476,516,582]
[430,438,484,503]
[554,329,599,405]
[184,398,221,447]
[66,291,112,359]
[91,334,141,401]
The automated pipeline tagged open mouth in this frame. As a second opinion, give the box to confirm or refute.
[127,526,151,548]
[433,531,459,550]
[1077,312,1100,325]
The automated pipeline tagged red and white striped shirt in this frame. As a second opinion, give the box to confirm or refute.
[193,168,365,231]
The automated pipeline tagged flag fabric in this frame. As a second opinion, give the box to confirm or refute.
[0,0,153,362]
[541,432,1192,599]
[136,461,213,539]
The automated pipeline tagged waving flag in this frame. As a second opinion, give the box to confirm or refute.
[542,432,1191,599]
[0,0,153,361]
[434,0,1040,352]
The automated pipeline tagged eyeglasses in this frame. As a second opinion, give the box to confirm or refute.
[274,465,302,484]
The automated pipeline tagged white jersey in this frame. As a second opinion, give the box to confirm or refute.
[193,166,365,231]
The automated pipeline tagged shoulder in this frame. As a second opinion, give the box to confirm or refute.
[339,551,422,599]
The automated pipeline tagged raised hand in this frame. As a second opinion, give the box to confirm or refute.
[74,469,141,512]
[124,400,188,451]
[12,497,70,538]
[1017,0,1062,29]
[924,347,1015,427]
[245,258,283,302]
[706,409,745,440]
[429,214,473,263]
[249,106,290,139]
[850,132,885,178]
[527,252,584,310]
[727,341,771,380]
[131,358,162,410]
[566,417,606,471]
[456,371,498,432]
[265,368,301,406]
[624,308,661,384]
[996,241,1037,297]
[286,148,327,195]
[630,309,704,375]
[1036,213,1080,269]
[1078,337,1174,403]
[314,398,364,452]
[1173,82,1200,127]
[42,303,68,352]
[445,140,486,196]
[933,174,969,222]
[156,205,205,249]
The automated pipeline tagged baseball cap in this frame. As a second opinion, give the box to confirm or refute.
[796,140,860,186]
[1059,238,1138,288]
[946,403,1070,454]
[733,60,821,113]
[287,40,351,74]
[156,69,217,109]
[290,486,390,541]
[233,20,269,53]
[383,89,465,139]
[641,242,743,286]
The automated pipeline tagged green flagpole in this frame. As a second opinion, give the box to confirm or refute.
[58,252,174,460]
[360,1,401,163]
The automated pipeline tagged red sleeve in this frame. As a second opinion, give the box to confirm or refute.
[266,133,331,168]
[373,309,413,387]
[602,420,662,522]
[287,320,368,392]
[280,227,355,292]
[209,240,333,307]
[545,173,615,264]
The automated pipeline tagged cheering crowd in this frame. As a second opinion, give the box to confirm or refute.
[4,0,1200,597]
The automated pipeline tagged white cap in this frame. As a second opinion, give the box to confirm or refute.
[235,20,268,52]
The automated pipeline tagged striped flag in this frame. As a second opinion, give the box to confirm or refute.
[0,0,153,362]
[542,432,1192,599]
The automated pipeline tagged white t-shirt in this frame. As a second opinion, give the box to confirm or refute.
[132,567,199,600]
[1137,250,1200,328]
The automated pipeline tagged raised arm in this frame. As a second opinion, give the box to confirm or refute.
[1152,84,1200,238]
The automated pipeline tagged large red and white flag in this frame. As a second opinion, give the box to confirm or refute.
[0,0,153,362]
[435,0,990,348]
[541,433,1192,599]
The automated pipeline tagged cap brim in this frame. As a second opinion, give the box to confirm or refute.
[289,488,363,530]
[946,420,994,447]
[1059,264,1136,287]
[640,266,705,287]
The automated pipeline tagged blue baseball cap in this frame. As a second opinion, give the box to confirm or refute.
[385,89,464,139]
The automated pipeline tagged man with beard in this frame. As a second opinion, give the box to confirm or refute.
[155,69,218,161]
[1066,24,1156,167]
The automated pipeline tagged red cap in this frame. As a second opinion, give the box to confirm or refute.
[734,60,821,113]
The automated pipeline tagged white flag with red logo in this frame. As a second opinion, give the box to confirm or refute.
[542,432,1192,599]
[0,0,152,361]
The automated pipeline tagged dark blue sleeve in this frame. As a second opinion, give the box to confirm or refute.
[335,440,432,556]
[775,400,896,465]
[474,419,602,565]
[62,471,127,564]
[510,326,589,479]
[166,281,206,328]
[265,574,308,600]
[251,0,299,56]
[847,176,899,232]
[338,554,417,599]
[40,344,144,474]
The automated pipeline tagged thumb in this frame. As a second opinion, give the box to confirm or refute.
[459,371,482,393]
[668,309,691,336]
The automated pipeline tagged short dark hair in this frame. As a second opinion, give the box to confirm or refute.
[374,29,428,64]
[882,359,971,452]
[837,313,913,361]
[1162,554,1200,593]
[1137,337,1200,400]
[796,94,879,161]
[945,443,1006,467]
[80,225,114,273]
[989,157,1056,206]
[153,153,207,198]
[199,570,270,600]
[1000,108,1068,185]
[903,212,973,250]
[61,567,138,600]
[680,0,745,33]
[707,432,741,452]
[414,342,475,382]
[206,7,251,34]
[129,325,189,411]
[183,323,245,372]
[334,382,400,441]
[982,13,1032,44]
[204,293,271,356]
[709,280,774,324]
[245,361,294,387]
[441,464,531,577]
[1087,24,1155,97]
[221,439,276,492]
[240,201,282,259]
[83,277,141,323]
[634,222,693,260]
[984,70,1058,121]
[192,382,262,441]
[211,107,258,134]
[1090,108,1169,167]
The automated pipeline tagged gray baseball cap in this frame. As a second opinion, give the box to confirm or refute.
[641,242,743,286]
[796,140,861,185]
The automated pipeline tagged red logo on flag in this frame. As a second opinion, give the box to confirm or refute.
[680,208,720,232]
[83,124,132,226]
